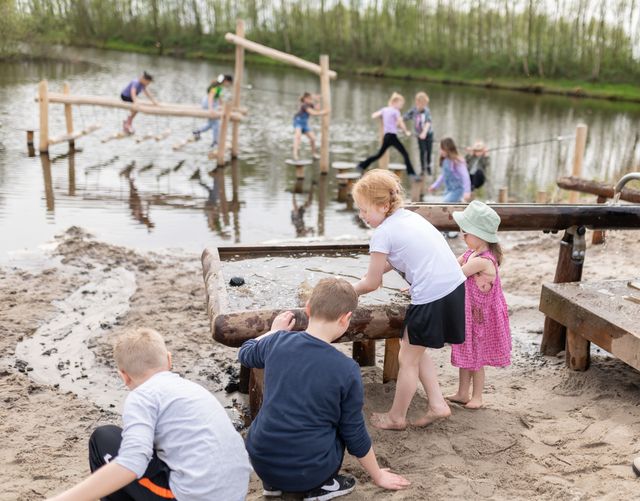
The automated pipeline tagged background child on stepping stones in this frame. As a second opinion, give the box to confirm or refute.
[292,92,329,160]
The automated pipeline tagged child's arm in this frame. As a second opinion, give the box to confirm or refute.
[46,462,136,501]
[238,311,295,368]
[307,107,330,116]
[455,162,472,201]
[357,447,411,490]
[143,88,158,105]
[461,256,493,278]
[353,252,387,295]
[397,116,411,136]
[371,109,383,119]
[429,173,444,192]
[419,121,431,140]
[457,253,466,265]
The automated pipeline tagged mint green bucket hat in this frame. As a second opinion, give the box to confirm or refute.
[452,200,500,243]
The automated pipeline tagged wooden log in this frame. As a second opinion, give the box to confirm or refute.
[201,247,230,325]
[217,102,231,167]
[63,83,74,150]
[43,93,243,121]
[249,368,264,420]
[352,340,376,367]
[566,329,590,371]
[231,19,245,159]
[556,176,640,204]
[568,124,588,204]
[592,195,607,245]
[26,130,35,157]
[498,187,508,203]
[541,228,585,355]
[319,54,331,174]
[38,80,49,153]
[378,119,389,169]
[383,338,401,383]
[48,123,101,145]
[212,305,406,348]
[224,33,337,79]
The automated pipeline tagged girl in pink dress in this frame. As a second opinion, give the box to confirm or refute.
[449,201,511,409]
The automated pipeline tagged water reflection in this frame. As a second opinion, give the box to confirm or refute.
[40,154,54,214]
[291,183,315,237]
[198,168,231,240]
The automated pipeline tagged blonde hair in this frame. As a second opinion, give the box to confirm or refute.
[308,278,358,322]
[113,328,168,377]
[415,92,429,106]
[388,92,404,106]
[352,169,405,217]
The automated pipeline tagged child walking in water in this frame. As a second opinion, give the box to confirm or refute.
[193,74,233,147]
[352,170,466,429]
[292,92,329,160]
[429,137,471,202]
[120,71,157,134]
[357,92,418,180]
[449,201,511,409]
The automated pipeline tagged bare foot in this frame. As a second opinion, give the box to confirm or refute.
[410,406,451,427]
[464,398,483,409]
[370,412,407,431]
[445,393,470,405]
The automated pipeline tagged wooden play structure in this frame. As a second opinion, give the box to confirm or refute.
[202,201,640,419]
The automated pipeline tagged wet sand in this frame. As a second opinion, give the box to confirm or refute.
[2,227,640,500]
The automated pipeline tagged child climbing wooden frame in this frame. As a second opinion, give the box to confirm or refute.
[225,19,337,173]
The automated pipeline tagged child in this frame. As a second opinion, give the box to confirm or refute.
[428,137,472,203]
[292,92,329,160]
[448,201,511,409]
[121,71,157,134]
[464,140,490,192]
[47,328,251,501]
[352,170,466,430]
[193,74,234,148]
[239,278,410,499]
[357,92,418,180]
[403,92,434,175]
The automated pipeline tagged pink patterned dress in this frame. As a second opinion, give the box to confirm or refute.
[451,250,511,371]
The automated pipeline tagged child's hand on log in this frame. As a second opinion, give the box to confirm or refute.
[271,310,296,332]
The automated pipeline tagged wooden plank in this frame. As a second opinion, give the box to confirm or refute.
[49,123,101,145]
[383,338,400,383]
[213,305,406,348]
[540,280,640,370]
[224,33,337,79]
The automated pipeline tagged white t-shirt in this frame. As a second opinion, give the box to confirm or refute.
[369,208,465,304]
[115,371,251,501]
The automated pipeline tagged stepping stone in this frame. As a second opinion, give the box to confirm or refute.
[332,161,357,171]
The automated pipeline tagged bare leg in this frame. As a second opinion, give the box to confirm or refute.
[293,128,302,159]
[307,131,318,157]
[465,368,485,409]
[371,330,422,430]
[446,368,472,404]
[411,349,451,426]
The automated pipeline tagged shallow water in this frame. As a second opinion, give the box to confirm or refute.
[1,46,639,257]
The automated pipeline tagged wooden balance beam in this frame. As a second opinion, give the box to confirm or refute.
[48,123,101,145]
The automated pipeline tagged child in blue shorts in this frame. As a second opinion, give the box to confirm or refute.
[292,92,329,160]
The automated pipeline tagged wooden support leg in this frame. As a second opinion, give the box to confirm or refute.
[238,364,250,394]
[26,130,35,157]
[541,227,586,355]
[592,195,607,245]
[352,340,376,367]
[249,368,264,421]
[295,165,304,179]
[337,180,347,202]
[566,329,590,371]
[383,338,400,383]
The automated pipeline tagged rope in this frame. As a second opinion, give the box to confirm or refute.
[484,134,574,153]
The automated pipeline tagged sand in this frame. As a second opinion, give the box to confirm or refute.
[1,227,639,501]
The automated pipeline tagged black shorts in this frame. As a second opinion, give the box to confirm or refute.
[121,94,133,103]
[403,282,465,348]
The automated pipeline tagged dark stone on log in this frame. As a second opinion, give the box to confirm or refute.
[229,276,245,287]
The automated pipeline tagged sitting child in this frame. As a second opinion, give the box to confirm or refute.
[47,327,251,501]
[239,278,410,499]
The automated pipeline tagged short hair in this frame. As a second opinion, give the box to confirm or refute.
[352,169,405,217]
[113,328,168,377]
[415,92,429,105]
[308,278,358,322]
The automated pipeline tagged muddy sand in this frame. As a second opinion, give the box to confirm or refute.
[2,227,640,501]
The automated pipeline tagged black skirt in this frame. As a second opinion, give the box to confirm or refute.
[403,282,465,348]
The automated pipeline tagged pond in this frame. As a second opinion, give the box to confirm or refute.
[1,46,639,257]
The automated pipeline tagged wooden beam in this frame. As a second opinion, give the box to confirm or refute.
[557,176,640,204]
[231,19,245,159]
[225,33,337,79]
[319,54,331,173]
[212,306,406,348]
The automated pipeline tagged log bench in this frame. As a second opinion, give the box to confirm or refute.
[539,279,640,371]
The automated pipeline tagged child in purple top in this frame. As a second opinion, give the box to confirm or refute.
[357,93,418,180]
[429,137,471,203]
[120,71,157,134]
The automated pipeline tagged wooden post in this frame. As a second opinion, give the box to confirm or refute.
[536,190,547,204]
[352,340,376,367]
[566,329,590,371]
[317,173,327,236]
[249,368,264,420]
[26,130,35,157]
[378,119,389,169]
[231,19,245,158]
[568,124,588,204]
[383,338,400,383]
[541,227,586,355]
[38,80,49,154]
[40,154,54,212]
[319,55,331,174]
[68,152,76,196]
[217,101,231,167]
[498,187,508,203]
[592,195,607,244]
[63,82,75,150]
